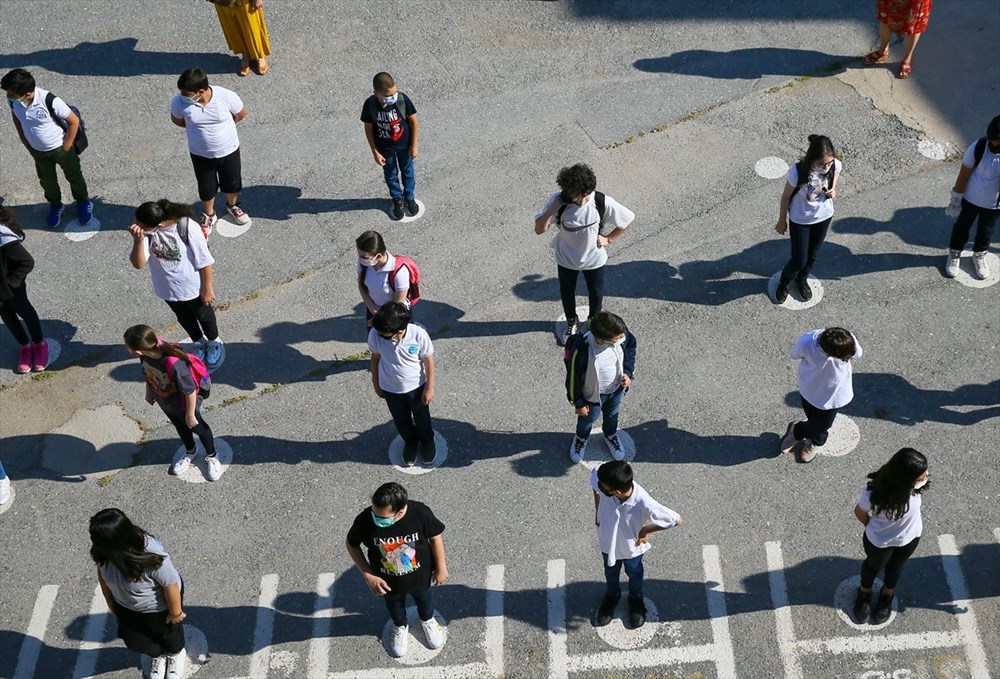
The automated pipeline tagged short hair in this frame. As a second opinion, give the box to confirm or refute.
[987,115,1000,141]
[818,327,856,361]
[373,302,411,335]
[373,72,395,93]
[556,163,598,199]
[589,312,627,341]
[1,68,35,96]
[177,68,209,93]
[597,460,633,492]
[355,230,387,256]
[372,482,407,512]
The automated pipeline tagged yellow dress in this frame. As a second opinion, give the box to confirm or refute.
[214,2,271,59]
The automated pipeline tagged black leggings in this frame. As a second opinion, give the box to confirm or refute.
[780,217,832,285]
[557,265,605,322]
[949,198,998,252]
[861,533,920,590]
[384,586,434,627]
[0,283,43,345]
[165,296,218,343]
[793,395,840,446]
[113,582,185,657]
[165,408,216,456]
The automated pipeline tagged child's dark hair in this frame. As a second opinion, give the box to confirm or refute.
[589,312,627,341]
[866,448,929,521]
[372,482,408,512]
[797,134,836,177]
[1,68,35,96]
[177,68,209,93]
[987,115,1000,142]
[0,206,25,238]
[134,200,195,229]
[373,72,395,93]
[123,324,192,366]
[597,460,633,492]
[356,230,387,256]
[89,508,165,582]
[556,163,598,199]
[373,302,411,335]
[818,327,856,361]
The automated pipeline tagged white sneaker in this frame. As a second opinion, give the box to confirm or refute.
[944,249,961,278]
[200,212,217,238]
[0,477,11,505]
[569,435,587,463]
[165,649,186,679]
[972,251,990,280]
[205,455,223,482]
[149,655,167,679]
[421,617,444,649]
[205,339,223,368]
[604,433,625,461]
[226,203,251,226]
[170,449,196,475]
[561,320,578,346]
[389,624,408,657]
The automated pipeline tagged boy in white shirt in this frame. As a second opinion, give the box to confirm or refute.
[592,461,682,629]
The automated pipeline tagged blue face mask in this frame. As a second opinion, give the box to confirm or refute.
[371,510,396,528]
[7,96,25,108]
[381,94,398,106]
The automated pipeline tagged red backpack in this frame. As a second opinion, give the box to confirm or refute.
[150,346,212,404]
[391,254,421,305]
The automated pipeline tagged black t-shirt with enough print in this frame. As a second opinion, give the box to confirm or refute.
[360,93,417,153]
[347,500,444,594]
[140,354,197,417]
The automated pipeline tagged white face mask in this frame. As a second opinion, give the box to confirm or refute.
[913,478,928,489]
[358,255,378,268]
[381,93,398,106]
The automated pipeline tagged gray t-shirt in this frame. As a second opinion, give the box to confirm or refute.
[536,192,635,271]
[100,537,181,613]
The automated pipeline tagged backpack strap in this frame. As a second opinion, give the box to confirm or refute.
[44,92,66,130]
[176,217,190,246]
[973,137,987,168]
[556,191,606,227]
[368,95,408,124]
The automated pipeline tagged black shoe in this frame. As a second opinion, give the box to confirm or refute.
[595,593,620,627]
[420,440,437,465]
[390,198,405,220]
[560,319,578,346]
[871,592,893,624]
[773,282,788,304]
[795,277,813,301]
[405,198,419,216]
[628,597,647,629]
[402,441,418,467]
[852,588,871,624]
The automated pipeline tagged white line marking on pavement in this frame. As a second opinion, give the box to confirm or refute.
[249,573,279,679]
[703,545,736,679]
[938,534,992,679]
[13,585,58,679]
[71,584,111,679]
[765,541,802,679]
[483,565,505,675]
[566,644,719,673]
[307,573,337,679]
[546,559,568,679]
[993,527,1000,544]
[795,630,964,655]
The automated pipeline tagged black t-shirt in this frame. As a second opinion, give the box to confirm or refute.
[346,500,444,594]
[360,93,417,153]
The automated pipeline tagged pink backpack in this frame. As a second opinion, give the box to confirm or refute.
[163,347,212,401]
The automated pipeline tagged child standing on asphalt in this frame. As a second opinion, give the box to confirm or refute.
[781,327,862,462]
[564,311,637,463]
[346,482,448,658]
[361,72,420,220]
[0,205,49,372]
[356,229,418,330]
[592,461,682,630]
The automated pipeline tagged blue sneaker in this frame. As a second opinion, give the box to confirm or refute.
[77,200,94,226]
[46,203,64,228]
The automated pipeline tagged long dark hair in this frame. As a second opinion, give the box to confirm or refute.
[356,230,387,256]
[796,134,836,184]
[89,508,165,581]
[0,206,25,238]
[123,324,191,366]
[866,448,929,521]
[134,200,195,229]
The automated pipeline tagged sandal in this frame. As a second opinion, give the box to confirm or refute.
[898,59,912,79]
[863,48,889,64]
[238,56,251,77]
[255,57,269,76]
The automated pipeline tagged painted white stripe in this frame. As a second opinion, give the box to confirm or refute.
[249,573,279,679]
[765,541,802,679]
[702,545,736,679]
[993,527,1000,544]
[307,573,336,679]
[938,534,992,679]
[546,559,568,679]
[795,630,964,655]
[327,662,491,679]
[483,565,505,675]
[13,585,59,679]
[565,643,719,672]
[71,584,111,679]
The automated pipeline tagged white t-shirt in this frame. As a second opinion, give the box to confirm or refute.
[356,253,411,308]
[594,344,622,394]
[11,87,71,152]
[535,192,635,270]
[790,328,862,410]
[591,469,680,565]
[140,218,215,302]
[787,159,842,224]
[858,485,923,548]
[961,141,1000,209]
[99,537,181,613]
[170,86,243,159]
[367,323,433,394]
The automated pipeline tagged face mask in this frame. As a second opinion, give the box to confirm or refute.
[381,94,398,106]
[7,96,25,107]
[180,95,198,105]
[358,255,378,268]
[371,510,396,528]
[913,478,928,489]
[611,337,626,347]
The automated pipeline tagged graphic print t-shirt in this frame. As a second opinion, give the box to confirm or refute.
[787,159,842,224]
[140,353,197,417]
[346,501,445,594]
[360,93,417,153]
[141,218,214,302]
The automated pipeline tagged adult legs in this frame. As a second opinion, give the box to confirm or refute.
[794,396,839,446]
[901,31,922,65]
[581,265,605,319]
[557,265,582,322]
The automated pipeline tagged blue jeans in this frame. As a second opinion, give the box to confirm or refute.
[382,150,415,200]
[603,552,644,600]
[576,386,625,439]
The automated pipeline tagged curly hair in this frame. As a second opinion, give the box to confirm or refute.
[556,163,597,199]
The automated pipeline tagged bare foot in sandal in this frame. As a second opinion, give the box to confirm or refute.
[898,59,912,79]
[863,48,889,64]
[238,55,251,77]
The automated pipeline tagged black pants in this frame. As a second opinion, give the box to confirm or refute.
[949,198,998,252]
[793,395,839,446]
[113,585,185,658]
[384,383,433,445]
[190,148,243,202]
[780,217,832,285]
[557,264,605,322]
[0,283,43,345]
[165,408,216,456]
[384,586,434,627]
[165,296,218,343]
[861,533,920,590]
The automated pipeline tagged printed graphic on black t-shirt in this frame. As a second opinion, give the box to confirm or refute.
[346,500,444,593]
[360,94,416,153]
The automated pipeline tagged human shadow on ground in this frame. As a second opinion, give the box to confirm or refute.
[0,38,233,77]
[634,48,854,80]
[628,419,781,466]
[568,1,868,23]
[4,200,135,233]
[835,207,952,251]
[238,185,389,221]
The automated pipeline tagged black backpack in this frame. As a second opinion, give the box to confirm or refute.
[44,92,88,155]
[556,191,607,227]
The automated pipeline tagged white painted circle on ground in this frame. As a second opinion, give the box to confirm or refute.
[917,139,957,161]
[215,215,252,238]
[381,607,447,665]
[578,430,636,470]
[949,251,1000,288]
[0,485,16,514]
[554,306,591,345]
[63,217,101,241]
[17,338,62,374]
[815,416,860,457]
[595,596,659,649]
[768,272,824,309]
[755,156,789,179]
[173,438,233,484]
[179,338,226,373]
[397,199,426,223]
[834,576,896,630]
[140,625,208,677]
[388,431,448,475]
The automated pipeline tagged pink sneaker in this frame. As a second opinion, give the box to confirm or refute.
[32,341,49,371]
[16,344,33,373]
